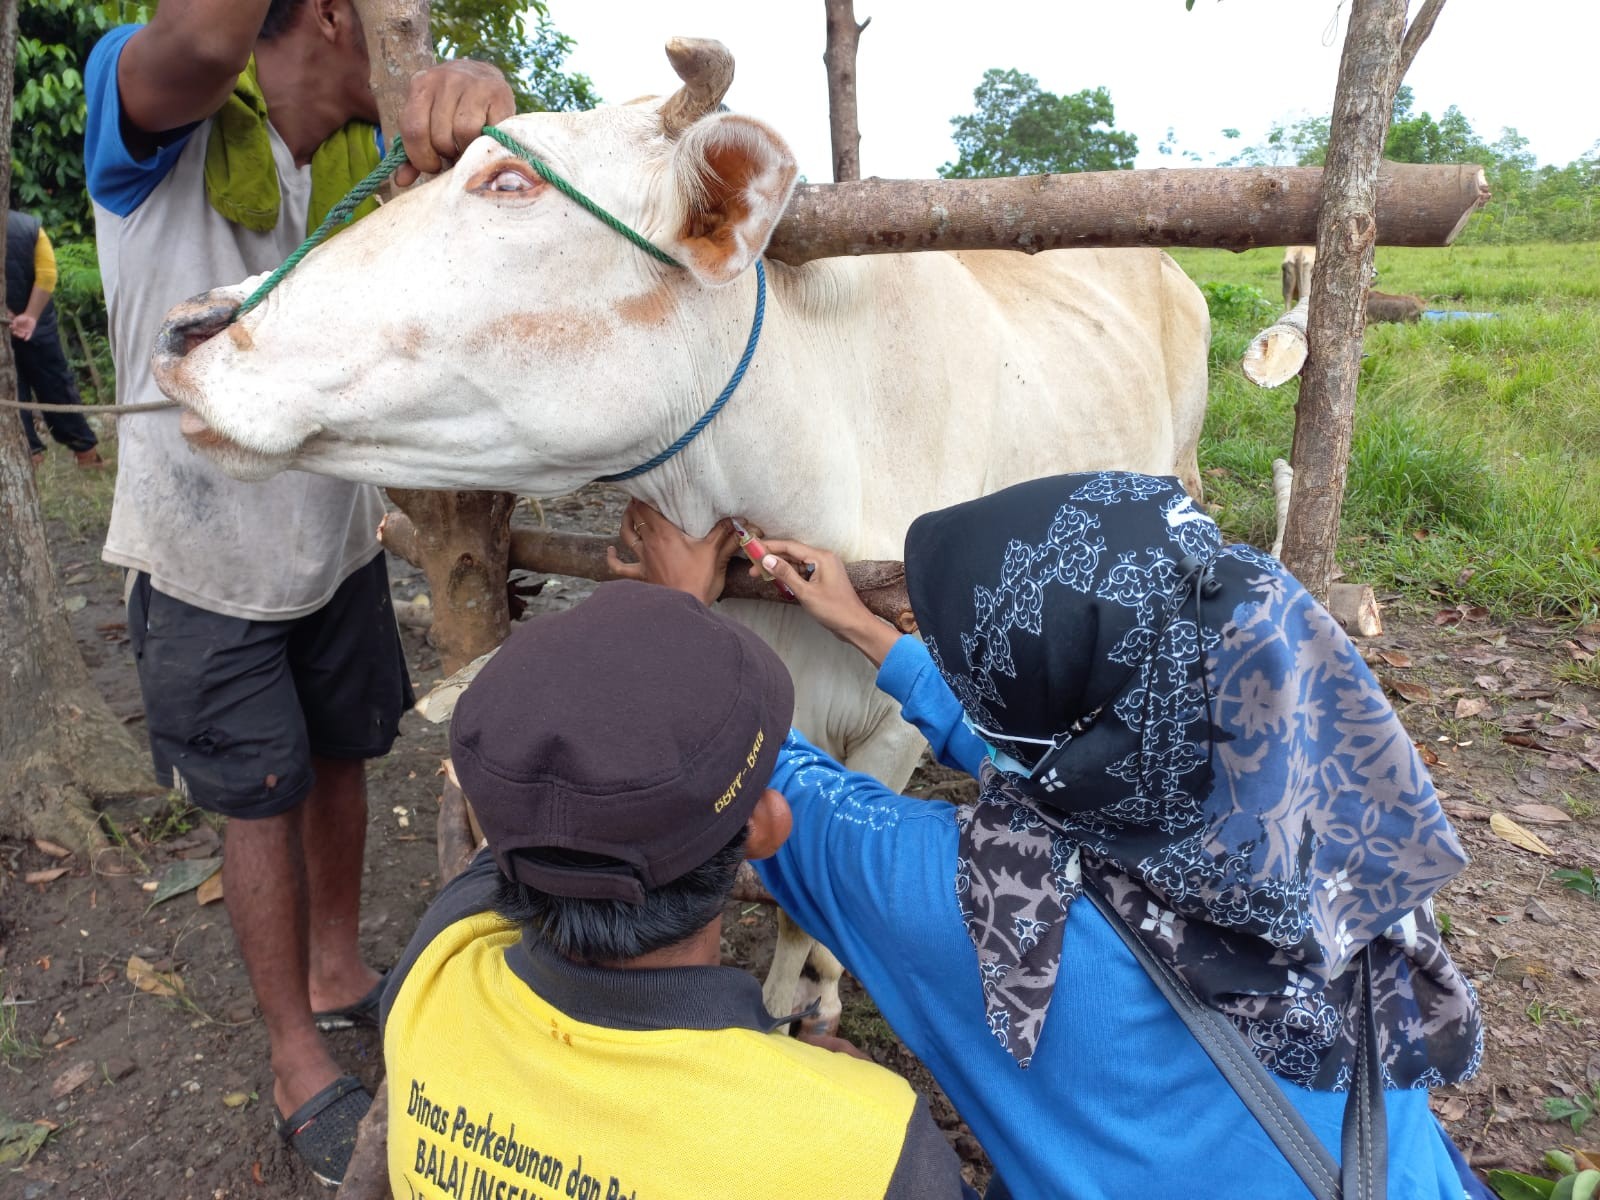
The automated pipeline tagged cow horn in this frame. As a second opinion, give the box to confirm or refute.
[659,37,734,138]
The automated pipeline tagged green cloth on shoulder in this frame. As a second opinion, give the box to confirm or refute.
[204,57,381,236]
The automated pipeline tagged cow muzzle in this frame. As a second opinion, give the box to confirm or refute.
[154,289,243,371]
[150,287,304,479]
[152,289,245,439]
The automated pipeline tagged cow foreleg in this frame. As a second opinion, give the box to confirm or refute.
[764,909,818,1023]
[762,910,847,1038]
[796,940,846,1037]
[1271,458,1294,559]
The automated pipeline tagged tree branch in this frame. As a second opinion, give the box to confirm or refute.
[1397,0,1446,78]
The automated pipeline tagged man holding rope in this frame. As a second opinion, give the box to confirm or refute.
[84,0,512,1185]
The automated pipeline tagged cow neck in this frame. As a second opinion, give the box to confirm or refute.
[594,259,766,484]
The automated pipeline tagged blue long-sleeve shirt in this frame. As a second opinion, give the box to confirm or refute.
[759,636,1467,1200]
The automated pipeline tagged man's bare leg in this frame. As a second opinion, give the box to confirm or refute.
[303,755,381,1014]
[222,805,342,1118]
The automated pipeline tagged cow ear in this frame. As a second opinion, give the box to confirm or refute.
[670,114,798,286]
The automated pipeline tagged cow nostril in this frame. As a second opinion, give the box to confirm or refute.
[156,292,243,361]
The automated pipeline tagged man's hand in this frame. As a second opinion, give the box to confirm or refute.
[393,61,516,186]
[754,540,901,667]
[607,500,741,607]
[797,1031,874,1062]
[10,313,36,341]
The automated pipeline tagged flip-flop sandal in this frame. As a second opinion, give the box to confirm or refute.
[312,972,387,1031]
[275,1074,371,1188]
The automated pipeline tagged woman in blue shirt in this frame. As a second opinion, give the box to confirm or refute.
[626,472,1486,1200]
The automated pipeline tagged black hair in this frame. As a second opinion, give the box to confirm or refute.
[493,827,749,965]
[259,0,307,41]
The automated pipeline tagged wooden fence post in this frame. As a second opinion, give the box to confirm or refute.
[1279,0,1447,599]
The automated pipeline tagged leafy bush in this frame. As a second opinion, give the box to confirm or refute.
[1199,281,1277,327]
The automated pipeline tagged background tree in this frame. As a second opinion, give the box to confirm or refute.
[939,67,1136,178]
[1,0,154,853]
[8,0,594,247]
[1221,113,1332,166]
[431,0,596,114]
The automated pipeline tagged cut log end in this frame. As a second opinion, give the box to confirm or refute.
[1242,299,1310,388]
[1328,582,1384,638]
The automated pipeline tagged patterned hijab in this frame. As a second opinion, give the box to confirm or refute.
[904,472,1482,1087]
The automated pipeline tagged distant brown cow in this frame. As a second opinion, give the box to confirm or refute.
[1365,289,1425,323]
[1282,245,1315,307]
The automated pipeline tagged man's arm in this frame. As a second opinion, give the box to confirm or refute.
[114,0,273,148]
[8,229,56,340]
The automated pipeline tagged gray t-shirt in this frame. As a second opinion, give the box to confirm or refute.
[87,27,384,620]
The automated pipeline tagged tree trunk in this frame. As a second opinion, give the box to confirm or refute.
[382,490,516,675]
[1278,0,1433,598]
[822,0,869,182]
[765,162,1485,263]
[0,0,153,851]
[350,0,516,675]
[70,308,106,403]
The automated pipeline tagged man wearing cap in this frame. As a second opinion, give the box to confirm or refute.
[381,580,969,1200]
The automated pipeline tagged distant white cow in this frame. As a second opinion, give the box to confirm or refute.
[1282,244,1316,308]
[153,39,1211,1030]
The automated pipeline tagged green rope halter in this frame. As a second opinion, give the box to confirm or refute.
[231,125,681,322]
[222,124,763,484]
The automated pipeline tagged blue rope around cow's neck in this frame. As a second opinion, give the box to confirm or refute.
[597,259,766,483]
[227,124,761,483]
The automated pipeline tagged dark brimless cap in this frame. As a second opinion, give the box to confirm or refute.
[449,580,795,905]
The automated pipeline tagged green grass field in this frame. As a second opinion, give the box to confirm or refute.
[1170,242,1600,622]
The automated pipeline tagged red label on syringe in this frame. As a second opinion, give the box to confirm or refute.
[732,519,794,599]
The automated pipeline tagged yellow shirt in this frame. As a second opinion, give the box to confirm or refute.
[33,227,57,294]
[382,856,966,1200]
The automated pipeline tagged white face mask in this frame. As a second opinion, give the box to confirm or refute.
[960,713,1042,777]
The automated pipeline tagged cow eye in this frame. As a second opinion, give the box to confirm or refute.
[469,161,542,196]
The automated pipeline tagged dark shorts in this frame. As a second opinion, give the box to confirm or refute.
[127,554,415,820]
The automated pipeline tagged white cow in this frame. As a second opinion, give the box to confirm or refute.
[153,39,1210,1030]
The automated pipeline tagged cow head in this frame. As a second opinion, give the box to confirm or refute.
[154,39,797,496]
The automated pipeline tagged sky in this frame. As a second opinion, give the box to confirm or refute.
[544,0,1590,180]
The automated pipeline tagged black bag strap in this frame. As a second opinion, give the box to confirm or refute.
[1081,884,1385,1200]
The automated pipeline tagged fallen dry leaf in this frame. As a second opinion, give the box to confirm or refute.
[1443,800,1492,822]
[1433,1096,1469,1122]
[1455,697,1492,720]
[197,872,225,906]
[24,868,68,885]
[1379,650,1414,669]
[32,839,71,859]
[1489,812,1555,856]
[1509,803,1573,824]
[49,1060,95,1099]
[1386,677,1435,704]
[126,955,183,997]
[1504,732,1558,752]
[1415,741,1441,767]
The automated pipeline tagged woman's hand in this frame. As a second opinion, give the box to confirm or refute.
[756,540,901,667]
[607,500,740,607]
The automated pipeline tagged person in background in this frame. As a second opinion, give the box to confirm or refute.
[622,475,1489,1200]
[83,0,512,1185]
[383,580,972,1200]
[6,209,104,468]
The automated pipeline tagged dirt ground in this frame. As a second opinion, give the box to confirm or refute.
[2,450,1598,1198]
